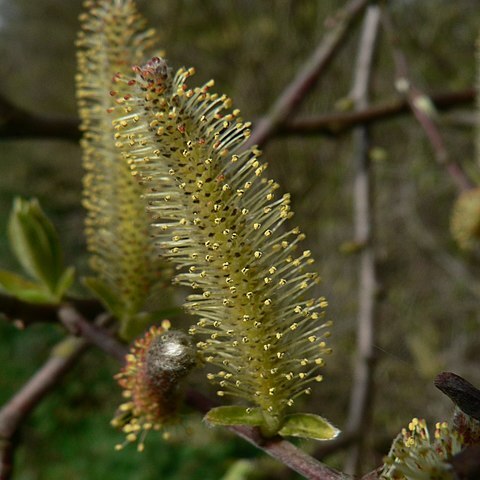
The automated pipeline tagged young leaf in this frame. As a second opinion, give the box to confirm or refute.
[278,413,340,441]
[205,406,264,427]
[8,197,63,294]
[0,269,55,304]
[54,266,76,300]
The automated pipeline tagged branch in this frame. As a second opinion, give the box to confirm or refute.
[0,292,103,327]
[343,6,381,476]
[381,7,474,192]
[280,88,475,137]
[48,309,352,479]
[57,305,127,362]
[434,372,480,421]
[246,0,370,149]
[0,94,79,142]
[0,87,473,144]
[0,336,88,479]
[230,425,351,480]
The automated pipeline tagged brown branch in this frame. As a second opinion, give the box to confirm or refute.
[246,0,370,149]
[0,292,103,327]
[380,7,474,192]
[0,336,88,479]
[0,87,473,144]
[0,94,80,142]
[280,88,475,137]
[343,6,381,476]
[57,305,127,362]
[434,372,480,421]
[230,425,351,480]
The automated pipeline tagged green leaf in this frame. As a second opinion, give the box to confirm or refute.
[8,198,63,294]
[204,406,264,427]
[54,266,76,299]
[278,413,340,441]
[0,269,56,303]
[220,460,256,480]
[83,277,124,318]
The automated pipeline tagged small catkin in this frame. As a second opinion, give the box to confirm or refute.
[112,325,196,451]
[450,188,480,250]
[381,418,462,480]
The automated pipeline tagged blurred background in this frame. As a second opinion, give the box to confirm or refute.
[1,0,480,478]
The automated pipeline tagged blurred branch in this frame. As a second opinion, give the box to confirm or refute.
[381,7,474,192]
[0,292,103,327]
[0,93,79,142]
[343,6,381,476]
[0,86,473,145]
[0,336,88,480]
[314,430,360,461]
[246,0,370,149]
[281,88,475,136]
[57,306,127,362]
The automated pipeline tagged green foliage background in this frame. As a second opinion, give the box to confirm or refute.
[1,0,480,478]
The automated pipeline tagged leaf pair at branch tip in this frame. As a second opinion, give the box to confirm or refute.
[0,197,75,304]
[205,406,340,441]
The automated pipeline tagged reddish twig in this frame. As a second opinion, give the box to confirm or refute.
[57,305,127,362]
[230,425,351,480]
[246,0,370,149]
[343,6,381,476]
[381,7,474,192]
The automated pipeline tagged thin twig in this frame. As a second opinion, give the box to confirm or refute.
[280,89,475,137]
[0,336,88,479]
[57,305,127,362]
[381,7,474,192]
[231,425,351,480]
[246,0,370,149]
[343,6,381,476]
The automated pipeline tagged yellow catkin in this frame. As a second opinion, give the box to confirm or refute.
[111,57,332,430]
[76,1,171,337]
